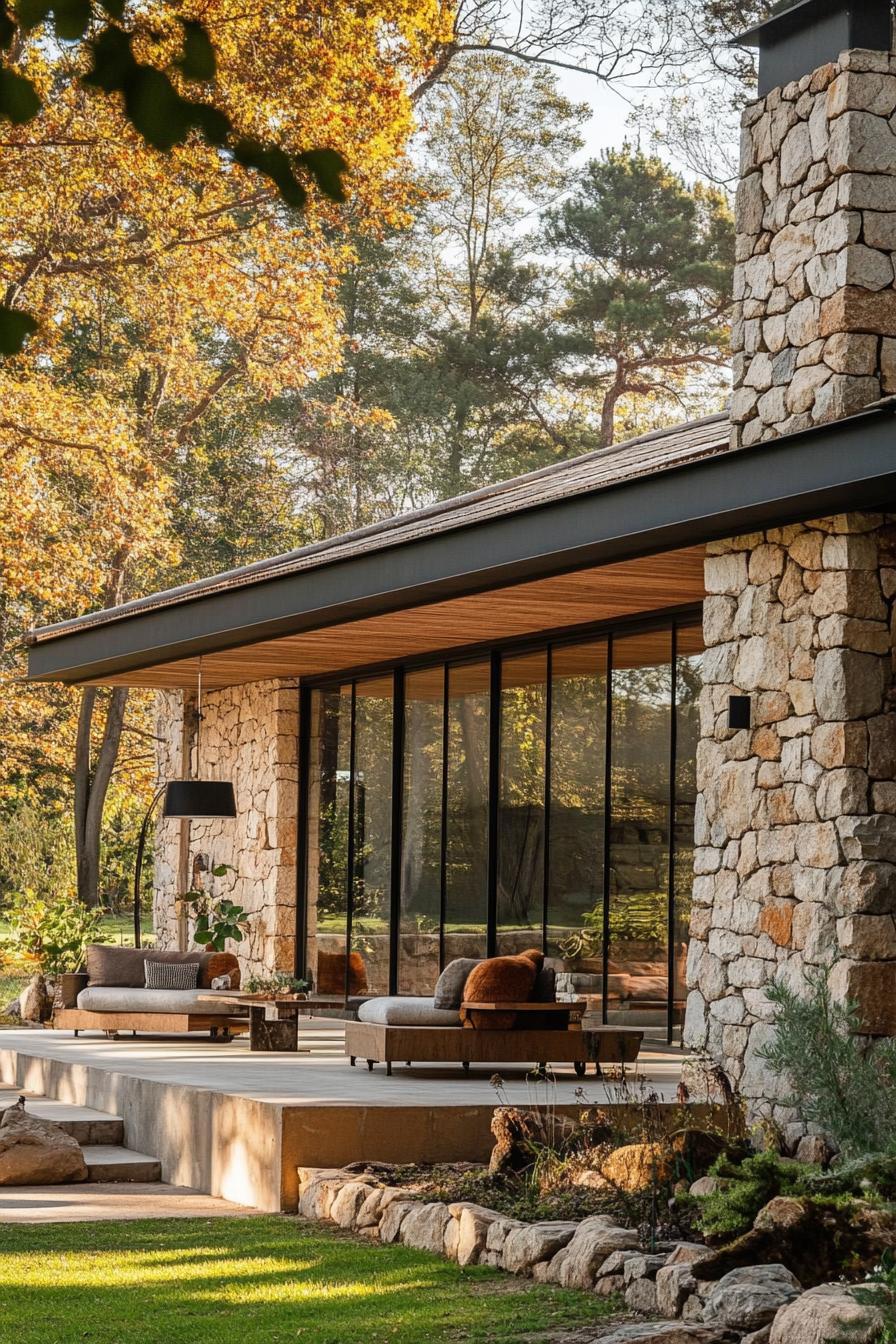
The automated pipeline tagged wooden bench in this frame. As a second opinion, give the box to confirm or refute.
[344,1014,643,1077]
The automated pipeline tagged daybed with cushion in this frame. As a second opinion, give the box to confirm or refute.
[343,950,644,1076]
[53,945,249,1039]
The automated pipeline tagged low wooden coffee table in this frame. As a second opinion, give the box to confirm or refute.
[235,996,346,1052]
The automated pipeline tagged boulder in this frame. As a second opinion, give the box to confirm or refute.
[624,1253,668,1283]
[0,1098,87,1185]
[355,1185,407,1228]
[328,1180,376,1228]
[378,1199,417,1244]
[18,975,52,1024]
[656,1263,700,1319]
[297,1171,347,1221]
[626,1277,659,1314]
[501,1220,578,1275]
[447,1202,506,1267]
[399,1201,451,1255]
[554,1215,640,1290]
[703,1265,801,1332]
[598,1142,673,1192]
[769,1282,891,1344]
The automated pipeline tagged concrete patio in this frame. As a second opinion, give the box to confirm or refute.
[0,1019,693,1212]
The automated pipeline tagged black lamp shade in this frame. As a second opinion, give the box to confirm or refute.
[163,780,236,819]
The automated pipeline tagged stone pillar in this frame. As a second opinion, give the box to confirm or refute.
[686,516,896,1123]
[732,49,896,448]
[153,679,299,977]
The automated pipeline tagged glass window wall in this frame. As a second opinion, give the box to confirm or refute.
[301,616,703,1038]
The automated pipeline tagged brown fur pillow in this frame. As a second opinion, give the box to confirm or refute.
[316,950,368,996]
[198,952,241,990]
[462,948,544,1029]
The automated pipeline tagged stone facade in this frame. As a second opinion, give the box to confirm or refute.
[732,49,896,447]
[685,515,896,1118]
[153,679,298,977]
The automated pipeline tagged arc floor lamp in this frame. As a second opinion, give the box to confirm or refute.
[132,660,235,947]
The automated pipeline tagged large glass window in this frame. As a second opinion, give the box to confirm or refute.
[547,640,608,985]
[398,667,445,994]
[302,615,703,1038]
[608,631,673,1025]
[351,677,394,996]
[497,652,548,954]
[444,661,491,963]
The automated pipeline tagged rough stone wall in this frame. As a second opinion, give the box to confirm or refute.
[685,516,896,1123]
[732,49,896,448]
[153,679,299,977]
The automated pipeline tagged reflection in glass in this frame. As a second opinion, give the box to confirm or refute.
[352,676,394,995]
[398,667,445,994]
[496,652,547,953]
[444,661,490,961]
[547,641,608,986]
[608,631,673,1023]
[673,624,704,1030]
[307,686,352,995]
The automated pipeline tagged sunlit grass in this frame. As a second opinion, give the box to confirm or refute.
[0,1216,619,1344]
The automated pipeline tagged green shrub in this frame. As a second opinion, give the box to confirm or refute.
[758,970,896,1160]
[4,889,106,974]
[696,1151,808,1241]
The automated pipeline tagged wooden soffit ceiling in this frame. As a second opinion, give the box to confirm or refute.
[86,545,706,690]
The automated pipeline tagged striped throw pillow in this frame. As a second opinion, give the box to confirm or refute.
[144,959,199,990]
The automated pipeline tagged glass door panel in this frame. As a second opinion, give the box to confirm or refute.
[608,630,673,1027]
[398,666,445,994]
[547,640,608,992]
[307,686,352,996]
[351,676,394,996]
[497,652,547,955]
[673,623,704,1032]
[444,661,490,962]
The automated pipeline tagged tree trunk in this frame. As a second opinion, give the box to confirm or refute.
[74,685,129,907]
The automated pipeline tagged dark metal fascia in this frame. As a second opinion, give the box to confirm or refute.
[26,405,896,684]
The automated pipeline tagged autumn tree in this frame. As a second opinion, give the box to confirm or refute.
[0,0,449,904]
[547,150,734,446]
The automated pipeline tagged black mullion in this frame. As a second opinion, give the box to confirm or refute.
[543,645,552,954]
[389,668,405,996]
[295,682,311,981]
[344,682,358,1005]
[601,636,614,1027]
[667,624,679,1046]
[439,663,449,972]
[487,651,501,958]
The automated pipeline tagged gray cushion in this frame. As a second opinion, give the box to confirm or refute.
[357,997,461,1027]
[76,986,244,1015]
[86,945,205,988]
[433,958,482,1010]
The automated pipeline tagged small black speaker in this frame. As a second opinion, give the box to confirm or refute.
[729,695,752,731]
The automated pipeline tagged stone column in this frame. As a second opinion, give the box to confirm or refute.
[685,516,896,1125]
[731,50,896,448]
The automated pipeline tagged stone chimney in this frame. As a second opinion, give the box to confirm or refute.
[731,0,896,447]
[685,1,896,1129]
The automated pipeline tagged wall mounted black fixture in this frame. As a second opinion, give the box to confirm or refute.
[729,695,752,731]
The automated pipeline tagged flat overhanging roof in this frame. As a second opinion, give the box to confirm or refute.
[25,401,896,688]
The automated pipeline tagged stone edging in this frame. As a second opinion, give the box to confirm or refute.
[296,1167,891,1343]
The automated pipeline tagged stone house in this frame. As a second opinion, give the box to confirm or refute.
[26,0,896,1122]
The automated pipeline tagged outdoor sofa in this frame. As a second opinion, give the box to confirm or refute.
[343,950,644,1076]
[53,945,249,1039]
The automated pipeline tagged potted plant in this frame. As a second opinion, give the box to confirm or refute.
[181,864,251,952]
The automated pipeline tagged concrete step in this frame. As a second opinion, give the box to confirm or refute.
[0,1088,124,1145]
[81,1145,162,1183]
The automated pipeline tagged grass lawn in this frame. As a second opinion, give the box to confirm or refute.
[0,1216,618,1344]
